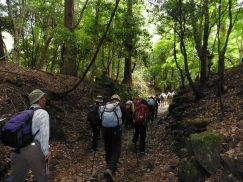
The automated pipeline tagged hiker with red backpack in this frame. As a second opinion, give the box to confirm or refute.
[132,98,150,156]
[4,89,51,182]
[99,94,125,182]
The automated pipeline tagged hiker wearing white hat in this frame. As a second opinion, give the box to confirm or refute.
[10,89,51,182]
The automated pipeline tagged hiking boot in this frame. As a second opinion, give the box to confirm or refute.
[103,169,113,182]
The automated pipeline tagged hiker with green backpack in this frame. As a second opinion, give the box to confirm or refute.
[99,94,125,182]
[3,89,51,182]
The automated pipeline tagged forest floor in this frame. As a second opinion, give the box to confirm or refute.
[49,105,178,182]
[0,62,243,181]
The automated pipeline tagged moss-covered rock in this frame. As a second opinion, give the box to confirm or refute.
[178,157,203,182]
[190,131,222,174]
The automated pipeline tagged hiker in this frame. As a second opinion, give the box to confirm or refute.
[99,94,124,181]
[132,98,150,155]
[154,95,159,119]
[87,95,104,151]
[133,96,140,110]
[147,96,156,122]
[124,100,134,129]
[156,94,161,106]
[9,89,51,182]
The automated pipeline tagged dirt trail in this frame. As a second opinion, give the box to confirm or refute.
[50,105,178,182]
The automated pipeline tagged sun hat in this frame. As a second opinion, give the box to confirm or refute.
[28,89,45,105]
[95,95,103,103]
[111,94,120,101]
[125,100,133,105]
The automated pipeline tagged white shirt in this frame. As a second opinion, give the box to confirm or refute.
[31,104,50,156]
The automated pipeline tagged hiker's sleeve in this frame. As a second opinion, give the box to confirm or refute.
[38,110,50,156]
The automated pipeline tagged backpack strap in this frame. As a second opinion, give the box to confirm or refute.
[29,107,42,137]
[112,104,120,127]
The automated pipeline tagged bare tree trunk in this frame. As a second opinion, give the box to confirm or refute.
[122,0,133,85]
[62,0,77,76]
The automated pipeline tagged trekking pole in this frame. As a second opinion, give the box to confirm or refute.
[125,126,130,155]
[90,150,96,175]
[134,142,139,167]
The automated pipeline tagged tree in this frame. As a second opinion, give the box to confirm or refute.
[122,0,133,85]
[6,0,26,64]
[217,0,240,92]
[190,0,211,86]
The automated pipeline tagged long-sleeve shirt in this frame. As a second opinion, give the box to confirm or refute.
[31,104,50,156]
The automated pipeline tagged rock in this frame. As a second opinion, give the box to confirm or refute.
[221,154,243,178]
[178,158,205,182]
[189,131,222,174]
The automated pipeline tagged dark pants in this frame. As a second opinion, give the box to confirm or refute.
[102,127,122,174]
[133,122,146,152]
[10,141,46,182]
[92,127,100,150]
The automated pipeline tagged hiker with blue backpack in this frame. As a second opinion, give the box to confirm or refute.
[147,96,156,122]
[99,94,125,182]
[2,89,51,182]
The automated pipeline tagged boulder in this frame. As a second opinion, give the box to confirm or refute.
[178,157,205,182]
[189,131,222,174]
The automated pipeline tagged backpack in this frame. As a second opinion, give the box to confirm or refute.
[87,104,100,128]
[1,108,40,149]
[147,98,155,106]
[133,104,147,123]
[100,102,122,127]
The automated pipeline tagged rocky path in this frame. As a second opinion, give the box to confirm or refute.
[50,105,178,182]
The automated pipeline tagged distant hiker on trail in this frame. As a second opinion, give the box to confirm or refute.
[147,96,156,122]
[132,98,150,156]
[87,95,104,151]
[133,96,140,110]
[156,94,161,106]
[9,89,51,182]
[99,94,124,181]
[124,100,133,129]
[154,95,159,119]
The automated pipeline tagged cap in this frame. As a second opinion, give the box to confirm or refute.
[111,94,120,101]
[28,89,45,105]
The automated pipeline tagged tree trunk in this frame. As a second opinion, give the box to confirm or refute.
[190,0,210,86]
[178,0,201,99]
[0,28,5,61]
[173,23,184,88]
[6,0,25,64]
[59,0,120,96]
[122,0,133,85]
[217,0,234,92]
[62,0,77,76]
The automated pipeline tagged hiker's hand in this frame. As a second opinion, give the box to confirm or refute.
[45,151,52,162]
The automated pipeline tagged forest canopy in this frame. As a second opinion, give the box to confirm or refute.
[0,0,242,96]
